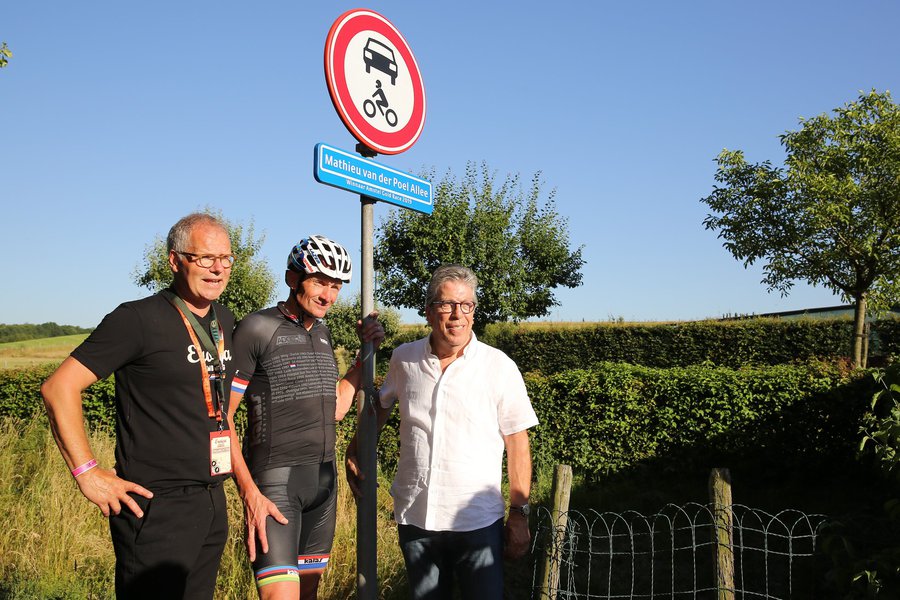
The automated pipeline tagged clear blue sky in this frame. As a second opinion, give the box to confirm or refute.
[3,1,899,328]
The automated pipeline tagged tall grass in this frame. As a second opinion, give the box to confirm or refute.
[0,416,416,599]
[0,416,115,598]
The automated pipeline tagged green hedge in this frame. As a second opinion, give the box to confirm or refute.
[2,360,877,480]
[487,318,900,372]
[527,360,872,477]
[0,365,117,431]
[878,318,900,356]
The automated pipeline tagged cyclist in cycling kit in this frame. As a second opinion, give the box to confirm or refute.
[226,235,384,600]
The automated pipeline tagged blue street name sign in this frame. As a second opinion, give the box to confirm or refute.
[314,143,433,215]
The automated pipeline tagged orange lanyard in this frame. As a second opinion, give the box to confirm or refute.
[174,307,224,421]
[163,291,226,424]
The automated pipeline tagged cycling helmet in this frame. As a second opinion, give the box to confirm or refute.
[287,235,353,284]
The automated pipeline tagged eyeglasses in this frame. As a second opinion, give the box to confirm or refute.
[430,301,476,314]
[177,251,235,269]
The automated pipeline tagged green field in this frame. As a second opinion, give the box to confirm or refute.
[0,334,86,370]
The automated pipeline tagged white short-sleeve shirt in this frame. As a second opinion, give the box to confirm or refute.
[379,333,539,532]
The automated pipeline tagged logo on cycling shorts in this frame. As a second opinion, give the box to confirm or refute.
[298,554,330,573]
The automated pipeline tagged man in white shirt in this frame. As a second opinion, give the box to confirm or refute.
[346,264,538,599]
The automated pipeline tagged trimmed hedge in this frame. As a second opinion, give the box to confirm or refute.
[879,318,900,356]
[487,318,900,372]
[0,364,117,430]
[3,359,877,480]
[527,360,872,477]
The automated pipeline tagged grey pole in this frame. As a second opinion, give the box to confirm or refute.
[356,145,378,599]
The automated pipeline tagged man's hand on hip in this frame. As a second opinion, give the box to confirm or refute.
[76,467,153,518]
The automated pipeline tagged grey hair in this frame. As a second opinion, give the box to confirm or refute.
[166,212,229,254]
[425,264,478,306]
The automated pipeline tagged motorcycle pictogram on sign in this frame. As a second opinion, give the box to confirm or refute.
[324,9,426,155]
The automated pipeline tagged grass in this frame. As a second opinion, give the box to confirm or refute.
[0,415,528,599]
[0,334,86,370]
[2,413,891,598]
[0,416,115,598]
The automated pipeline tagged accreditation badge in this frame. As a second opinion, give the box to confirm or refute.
[209,430,232,476]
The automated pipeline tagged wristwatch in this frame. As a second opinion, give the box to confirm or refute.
[509,503,530,517]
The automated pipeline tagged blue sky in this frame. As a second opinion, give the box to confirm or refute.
[3,1,899,327]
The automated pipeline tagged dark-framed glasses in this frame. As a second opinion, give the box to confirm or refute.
[430,301,476,314]
[177,251,235,269]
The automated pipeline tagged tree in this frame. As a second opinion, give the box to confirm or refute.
[701,90,900,368]
[0,43,11,69]
[375,161,584,331]
[133,209,277,320]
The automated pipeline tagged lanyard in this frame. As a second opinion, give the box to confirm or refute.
[161,290,226,426]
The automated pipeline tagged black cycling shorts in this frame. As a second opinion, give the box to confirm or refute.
[252,462,337,588]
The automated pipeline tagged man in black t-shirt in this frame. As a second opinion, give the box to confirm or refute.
[42,212,237,600]
[227,235,383,600]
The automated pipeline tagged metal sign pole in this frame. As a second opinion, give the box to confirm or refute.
[357,188,378,599]
[323,11,428,595]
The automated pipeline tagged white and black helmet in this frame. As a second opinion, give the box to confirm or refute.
[287,235,353,284]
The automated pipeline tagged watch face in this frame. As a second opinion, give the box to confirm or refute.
[513,504,530,516]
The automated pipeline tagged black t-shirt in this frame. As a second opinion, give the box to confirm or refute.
[231,306,339,472]
[71,291,235,489]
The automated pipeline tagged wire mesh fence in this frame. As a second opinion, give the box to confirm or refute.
[530,503,829,600]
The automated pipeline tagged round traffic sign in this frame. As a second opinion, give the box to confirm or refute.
[324,9,426,155]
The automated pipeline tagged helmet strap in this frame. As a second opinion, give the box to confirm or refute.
[281,278,313,329]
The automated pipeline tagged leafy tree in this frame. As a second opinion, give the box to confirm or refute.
[0,43,11,69]
[374,161,584,332]
[701,90,900,367]
[133,209,276,320]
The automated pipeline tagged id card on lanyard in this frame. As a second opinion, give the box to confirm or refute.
[162,290,233,476]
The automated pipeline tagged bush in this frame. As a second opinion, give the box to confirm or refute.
[528,360,872,478]
[0,365,116,431]
[491,318,900,372]
[0,358,878,482]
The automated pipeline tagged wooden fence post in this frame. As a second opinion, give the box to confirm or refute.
[539,464,573,600]
[709,467,735,600]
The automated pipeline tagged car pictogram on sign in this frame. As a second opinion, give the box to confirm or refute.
[363,38,397,86]
[325,9,426,154]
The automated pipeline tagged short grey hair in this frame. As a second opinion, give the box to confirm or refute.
[425,264,478,306]
[166,212,229,254]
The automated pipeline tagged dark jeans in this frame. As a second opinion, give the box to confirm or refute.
[398,518,504,600]
[109,483,227,599]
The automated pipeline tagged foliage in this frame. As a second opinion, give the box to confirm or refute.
[4,357,872,486]
[132,209,276,320]
[0,43,11,69]
[701,90,900,367]
[528,360,868,477]
[323,294,402,355]
[0,322,93,344]
[489,317,900,372]
[820,364,900,598]
[343,359,869,479]
[374,161,584,332]
[0,365,116,429]
[861,364,900,479]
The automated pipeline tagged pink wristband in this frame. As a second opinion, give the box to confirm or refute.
[71,459,98,478]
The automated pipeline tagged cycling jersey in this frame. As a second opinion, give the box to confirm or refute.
[231,305,339,472]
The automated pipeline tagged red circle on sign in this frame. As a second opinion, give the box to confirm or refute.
[324,9,426,155]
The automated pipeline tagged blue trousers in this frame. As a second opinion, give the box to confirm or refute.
[398,518,504,600]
